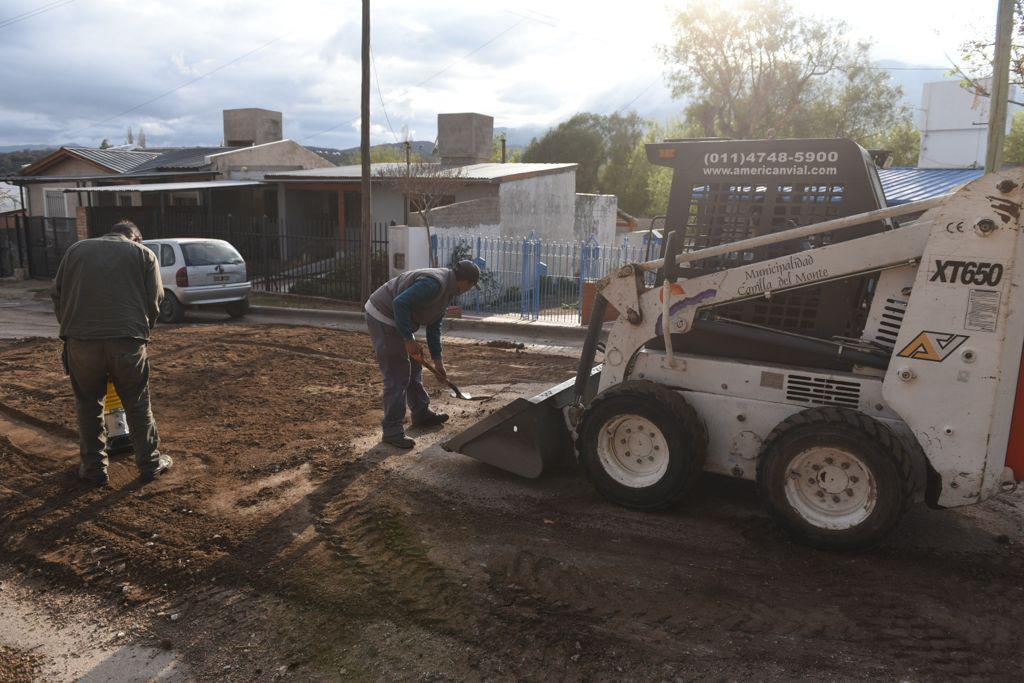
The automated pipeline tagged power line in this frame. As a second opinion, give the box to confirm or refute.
[614,77,660,115]
[0,0,76,30]
[304,18,526,142]
[62,32,290,138]
[409,18,525,90]
[371,48,398,143]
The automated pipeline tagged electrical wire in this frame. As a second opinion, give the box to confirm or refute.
[304,18,526,141]
[371,48,398,143]
[62,32,290,138]
[614,77,660,115]
[0,0,75,30]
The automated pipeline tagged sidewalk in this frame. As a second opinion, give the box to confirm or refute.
[0,280,592,352]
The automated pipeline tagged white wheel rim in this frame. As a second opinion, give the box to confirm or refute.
[595,415,670,488]
[783,447,877,530]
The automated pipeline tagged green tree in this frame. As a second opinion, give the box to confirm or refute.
[1004,111,1024,164]
[643,118,703,217]
[955,2,1024,105]
[660,0,906,141]
[596,113,648,215]
[520,112,651,213]
[521,113,607,191]
[866,118,921,167]
[99,139,111,149]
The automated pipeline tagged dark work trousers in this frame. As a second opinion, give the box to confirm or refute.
[365,314,431,438]
[67,337,162,477]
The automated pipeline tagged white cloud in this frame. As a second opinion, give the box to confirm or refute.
[0,0,1000,148]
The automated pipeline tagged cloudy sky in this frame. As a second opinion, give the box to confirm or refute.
[0,0,1001,149]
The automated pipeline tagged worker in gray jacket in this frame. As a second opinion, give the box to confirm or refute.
[51,221,172,486]
[364,260,480,448]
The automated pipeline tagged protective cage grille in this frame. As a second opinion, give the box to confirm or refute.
[679,181,871,337]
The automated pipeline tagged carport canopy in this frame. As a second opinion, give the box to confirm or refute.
[62,180,263,193]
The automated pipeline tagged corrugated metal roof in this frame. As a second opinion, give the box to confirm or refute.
[267,161,577,183]
[68,148,159,172]
[129,147,241,173]
[65,147,160,173]
[878,167,985,205]
[63,180,262,193]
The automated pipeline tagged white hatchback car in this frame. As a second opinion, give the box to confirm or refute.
[142,238,251,323]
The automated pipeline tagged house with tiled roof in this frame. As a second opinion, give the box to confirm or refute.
[7,108,331,223]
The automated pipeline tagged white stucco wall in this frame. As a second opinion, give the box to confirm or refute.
[372,187,406,226]
[25,157,109,217]
[211,139,333,178]
[497,170,575,242]
[918,79,1023,168]
[574,193,617,244]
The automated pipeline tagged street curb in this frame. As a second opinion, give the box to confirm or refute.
[249,305,591,343]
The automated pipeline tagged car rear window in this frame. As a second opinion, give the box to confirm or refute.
[181,242,243,266]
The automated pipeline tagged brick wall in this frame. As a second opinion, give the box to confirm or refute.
[409,196,500,229]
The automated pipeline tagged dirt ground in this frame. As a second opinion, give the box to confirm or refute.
[1,323,1024,681]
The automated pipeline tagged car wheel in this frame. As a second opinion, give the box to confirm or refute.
[225,297,250,319]
[579,380,707,510]
[757,408,915,551]
[159,292,185,324]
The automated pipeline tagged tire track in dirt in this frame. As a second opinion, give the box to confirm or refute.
[482,519,1023,679]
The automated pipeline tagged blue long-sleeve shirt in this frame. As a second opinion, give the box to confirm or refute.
[392,277,444,358]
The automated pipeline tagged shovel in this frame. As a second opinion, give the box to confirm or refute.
[415,355,478,401]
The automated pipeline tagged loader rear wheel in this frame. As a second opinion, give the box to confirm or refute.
[579,381,707,510]
[757,408,915,551]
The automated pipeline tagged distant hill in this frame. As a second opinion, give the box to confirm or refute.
[306,141,436,166]
[0,144,58,153]
[0,148,53,175]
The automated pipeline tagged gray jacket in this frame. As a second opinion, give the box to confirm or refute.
[51,233,164,341]
[365,267,457,328]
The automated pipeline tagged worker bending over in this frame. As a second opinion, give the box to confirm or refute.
[364,260,480,448]
[51,220,173,486]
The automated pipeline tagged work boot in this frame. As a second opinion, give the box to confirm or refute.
[382,435,416,449]
[78,464,109,487]
[412,412,450,428]
[140,454,173,483]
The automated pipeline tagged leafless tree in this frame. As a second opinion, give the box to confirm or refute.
[375,162,466,267]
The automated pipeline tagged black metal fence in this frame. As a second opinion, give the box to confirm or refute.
[86,208,390,302]
[1,215,77,279]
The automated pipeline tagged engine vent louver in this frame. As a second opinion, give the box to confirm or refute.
[874,298,907,349]
[785,374,861,408]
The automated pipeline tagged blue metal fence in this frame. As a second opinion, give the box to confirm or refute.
[431,231,662,324]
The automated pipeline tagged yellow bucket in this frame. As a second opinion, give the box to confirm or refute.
[104,381,123,412]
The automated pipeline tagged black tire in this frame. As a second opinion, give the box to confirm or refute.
[225,297,250,319]
[579,380,707,510]
[158,292,185,324]
[756,408,915,551]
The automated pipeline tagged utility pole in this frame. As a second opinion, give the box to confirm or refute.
[359,0,373,302]
[403,139,411,225]
[500,133,507,163]
[986,0,1015,173]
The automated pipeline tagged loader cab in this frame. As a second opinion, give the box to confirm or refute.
[647,138,895,372]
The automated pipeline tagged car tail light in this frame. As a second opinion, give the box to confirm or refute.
[175,267,189,287]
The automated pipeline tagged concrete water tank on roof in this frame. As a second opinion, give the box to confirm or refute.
[437,113,494,166]
[223,108,283,147]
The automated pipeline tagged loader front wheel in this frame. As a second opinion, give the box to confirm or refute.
[579,381,707,510]
[757,408,914,551]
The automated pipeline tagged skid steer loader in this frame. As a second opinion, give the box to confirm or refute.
[444,138,1024,549]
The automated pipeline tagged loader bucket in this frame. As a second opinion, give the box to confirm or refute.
[442,368,602,478]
